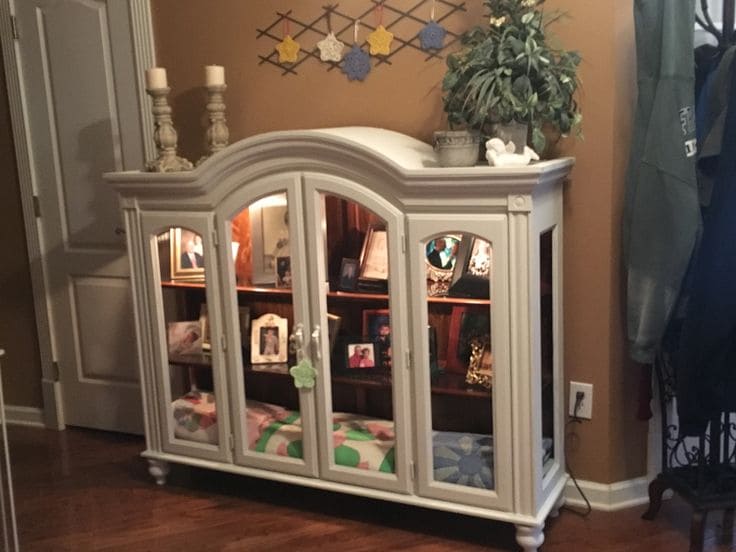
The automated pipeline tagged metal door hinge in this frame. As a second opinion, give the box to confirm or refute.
[410,461,416,481]
[211,230,219,247]
[32,195,41,218]
[220,335,227,352]
[405,350,412,370]
[10,16,19,40]
[228,434,234,451]
[51,361,60,381]
[402,234,407,254]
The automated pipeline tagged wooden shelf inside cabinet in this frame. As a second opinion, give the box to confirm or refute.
[168,352,213,367]
[161,280,490,306]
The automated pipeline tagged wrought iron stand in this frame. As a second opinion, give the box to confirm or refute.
[642,349,736,552]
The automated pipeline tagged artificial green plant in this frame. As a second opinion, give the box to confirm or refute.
[442,0,582,153]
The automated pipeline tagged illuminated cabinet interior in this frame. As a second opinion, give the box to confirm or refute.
[107,128,572,552]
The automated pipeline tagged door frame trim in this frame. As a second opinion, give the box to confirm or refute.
[0,0,156,429]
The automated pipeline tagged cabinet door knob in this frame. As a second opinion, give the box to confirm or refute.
[311,325,322,362]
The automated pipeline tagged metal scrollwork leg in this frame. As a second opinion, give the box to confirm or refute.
[689,510,707,552]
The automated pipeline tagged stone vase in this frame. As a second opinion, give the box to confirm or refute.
[433,130,482,167]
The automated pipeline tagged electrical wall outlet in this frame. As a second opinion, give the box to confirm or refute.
[569,381,593,419]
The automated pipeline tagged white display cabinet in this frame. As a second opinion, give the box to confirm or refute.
[107,127,573,551]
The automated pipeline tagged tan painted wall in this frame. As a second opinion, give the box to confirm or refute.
[0,55,44,408]
[150,0,648,483]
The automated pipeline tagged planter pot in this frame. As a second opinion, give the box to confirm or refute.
[433,130,481,167]
[489,121,529,152]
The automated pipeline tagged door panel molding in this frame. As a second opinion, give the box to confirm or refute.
[0,0,155,429]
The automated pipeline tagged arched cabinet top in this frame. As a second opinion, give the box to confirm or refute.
[105,127,574,210]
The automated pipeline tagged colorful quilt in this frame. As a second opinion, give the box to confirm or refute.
[171,394,395,473]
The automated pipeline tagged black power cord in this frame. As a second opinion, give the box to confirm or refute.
[563,391,592,517]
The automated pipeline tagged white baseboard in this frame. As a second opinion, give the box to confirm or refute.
[564,476,650,512]
[4,405,45,428]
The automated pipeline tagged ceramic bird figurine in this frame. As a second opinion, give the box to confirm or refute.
[485,137,539,167]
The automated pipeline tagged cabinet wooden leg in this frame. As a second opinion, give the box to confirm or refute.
[549,493,566,518]
[515,523,544,552]
[642,474,668,520]
[147,459,170,486]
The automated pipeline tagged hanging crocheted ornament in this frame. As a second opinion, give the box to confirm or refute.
[342,20,371,81]
[367,25,394,56]
[275,20,300,63]
[419,21,447,51]
[317,31,345,62]
[342,44,371,81]
[419,3,446,51]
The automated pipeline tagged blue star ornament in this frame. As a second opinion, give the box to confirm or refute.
[419,21,447,51]
[341,44,371,81]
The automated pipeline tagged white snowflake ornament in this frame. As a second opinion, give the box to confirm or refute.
[317,31,345,62]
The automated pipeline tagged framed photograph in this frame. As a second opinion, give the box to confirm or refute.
[338,258,360,291]
[359,226,389,281]
[200,304,250,352]
[170,228,205,281]
[199,304,212,352]
[167,321,203,356]
[446,305,491,373]
[276,256,292,288]
[465,336,493,389]
[327,313,342,354]
[448,236,492,299]
[249,197,289,285]
[425,234,462,296]
[362,309,391,370]
[250,313,288,364]
[345,341,377,370]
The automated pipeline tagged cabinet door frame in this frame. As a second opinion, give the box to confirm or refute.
[303,173,413,495]
[140,212,231,463]
[408,214,513,511]
[216,173,319,478]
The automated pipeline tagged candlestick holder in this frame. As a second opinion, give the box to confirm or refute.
[145,87,193,172]
[199,84,229,163]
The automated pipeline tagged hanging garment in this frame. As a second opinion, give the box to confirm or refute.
[623,0,701,364]
[675,53,736,436]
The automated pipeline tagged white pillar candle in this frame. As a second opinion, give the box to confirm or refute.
[205,65,225,86]
[145,67,167,89]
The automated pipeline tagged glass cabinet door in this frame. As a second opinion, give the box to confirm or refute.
[141,214,230,462]
[303,175,412,494]
[408,215,512,511]
[217,175,318,477]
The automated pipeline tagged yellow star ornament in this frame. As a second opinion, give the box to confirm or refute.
[367,25,393,56]
[276,35,300,63]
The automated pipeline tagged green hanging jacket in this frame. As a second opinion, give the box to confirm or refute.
[623,0,701,364]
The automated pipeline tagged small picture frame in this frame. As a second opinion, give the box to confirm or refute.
[359,226,389,281]
[170,228,205,281]
[345,341,377,370]
[250,313,288,364]
[199,304,212,352]
[327,313,342,354]
[200,304,251,351]
[465,336,493,389]
[276,256,292,288]
[338,258,360,291]
[448,236,492,299]
[167,321,203,356]
[362,309,391,371]
[446,305,491,373]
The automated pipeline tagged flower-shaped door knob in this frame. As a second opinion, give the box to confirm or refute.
[290,359,317,389]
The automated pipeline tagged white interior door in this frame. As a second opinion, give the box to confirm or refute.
[13,0,149,432]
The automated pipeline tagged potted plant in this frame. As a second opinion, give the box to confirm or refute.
[439,0,582,159]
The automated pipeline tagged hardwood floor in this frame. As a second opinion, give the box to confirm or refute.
[7,426,736,551]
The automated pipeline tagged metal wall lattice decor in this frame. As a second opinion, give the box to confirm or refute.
[257,1,469,77]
